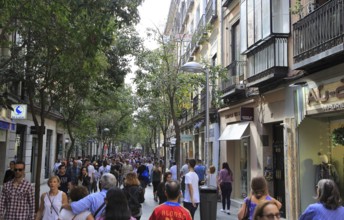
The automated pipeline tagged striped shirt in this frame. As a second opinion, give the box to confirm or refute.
[0,178,35,220]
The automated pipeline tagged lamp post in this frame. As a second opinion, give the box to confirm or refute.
[180,61,210,168]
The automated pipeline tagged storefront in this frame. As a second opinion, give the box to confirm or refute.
[297,71,344,212]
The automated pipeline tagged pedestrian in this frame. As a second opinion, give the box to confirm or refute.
[62,173,117,218]
[299,179,344,220]
[146,159,154,186]
[180,159,189,196]
[183,158,199,219]
[149,180,192,220]
[137,161,149,189]
[169,161,178,181]
[218,162,234,214]
[238,176,282,220]
[152,162,162,202]
[194,159,206,185]
[57,164,71,194]
[97,188,136,220]
[85,159,96,193]
[92,161,100,192]
[70,159,80,185]
[79,167,91,193]
[122,159,133,182]
[0,161,35,220]
[35,176,68,220]
[111,158,123,187]
[252,201,281,220]
[157,171,172,204]
[123,172,145,220]
[3,160,15,183]
[59,186,94,220]
[205,165,217,187]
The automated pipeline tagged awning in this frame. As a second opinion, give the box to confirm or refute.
[218,121,250,141]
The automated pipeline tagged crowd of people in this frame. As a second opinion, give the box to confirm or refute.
[1,153,344,220]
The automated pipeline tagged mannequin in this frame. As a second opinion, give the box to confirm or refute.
[315,153,339,186]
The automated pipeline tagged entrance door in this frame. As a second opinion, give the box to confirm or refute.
[273,124,286,218]
[240,137,250,198]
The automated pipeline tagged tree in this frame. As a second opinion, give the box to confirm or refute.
[0,0,143,210]
[135,29,204,174]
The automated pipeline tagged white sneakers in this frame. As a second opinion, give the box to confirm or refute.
[220,209,230,215]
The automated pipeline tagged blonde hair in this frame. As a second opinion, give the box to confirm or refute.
[48,176,61,187]
[209,165,216,174]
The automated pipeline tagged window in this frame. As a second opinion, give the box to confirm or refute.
[240,0,290,52]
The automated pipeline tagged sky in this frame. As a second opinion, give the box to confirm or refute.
[124,0,171,86]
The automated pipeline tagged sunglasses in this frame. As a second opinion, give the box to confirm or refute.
[14,168,24,172]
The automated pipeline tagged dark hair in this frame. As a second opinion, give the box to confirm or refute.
[15,161,25,169]
[104,188,131,220]
[222,162,233,177]
[252,201,279,220]
[189,159,196,168]
[102,160,108,167]
[69,186,88,201]
[10,161,15,165]
[317,179,342,210]
[163,172,172,182]
[58,164,66,170]
[251,176,268,198]
[165,180,180,200]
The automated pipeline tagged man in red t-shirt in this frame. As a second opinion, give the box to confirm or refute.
[149,180,192,220]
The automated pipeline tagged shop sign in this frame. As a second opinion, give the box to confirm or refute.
[30,126,46,135]
[241,107,254,121]
[181,134,193,142]
[307,79,344,114]
[11,104,27,119]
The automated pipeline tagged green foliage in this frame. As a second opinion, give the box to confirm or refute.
[332,127,344,146]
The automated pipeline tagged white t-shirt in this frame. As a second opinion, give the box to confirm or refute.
[184,171,200,203]
[146,163,154,175]
[59,209,91,220]
[87,165,95,182]
[98,165,111,176]
[170,165,177,181]
[206,173,217,187]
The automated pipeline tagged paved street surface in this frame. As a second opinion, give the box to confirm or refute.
[141,185,240,220]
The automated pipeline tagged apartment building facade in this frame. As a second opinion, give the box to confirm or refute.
[165,0,344,218]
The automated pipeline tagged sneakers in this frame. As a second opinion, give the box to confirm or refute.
[226,210,231,215]
[220,209,225,212]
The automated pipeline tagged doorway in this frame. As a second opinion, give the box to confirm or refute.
[272,123,286,218]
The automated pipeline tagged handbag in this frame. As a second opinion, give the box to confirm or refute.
[242,197,251,220]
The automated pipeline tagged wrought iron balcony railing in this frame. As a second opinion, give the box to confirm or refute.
[221,61,246,93]
[293,0,344,63]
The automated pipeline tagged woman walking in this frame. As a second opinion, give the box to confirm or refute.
[238,176,282,220]
[299,179,344,220]
[218,162,233,215]
[151,162,162,202]
[80,167,91,193]
[123,172,145,220]
[157,171,172,204]
[35,176,68,220]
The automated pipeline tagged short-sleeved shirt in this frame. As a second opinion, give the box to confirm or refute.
[299,202,344,220]
[194,165,206,181]
[184,171,200,203]
[57,173,71,194]
[71,189,107,218]
[170,165,177,181]
[149,202,192,220]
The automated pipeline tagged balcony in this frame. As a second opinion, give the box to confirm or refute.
[191,15,206,54]
[221,61,246,97]
[206,0,217,24]
[293,0,344,71]
[246,37,288,90]
[222,0,234,8]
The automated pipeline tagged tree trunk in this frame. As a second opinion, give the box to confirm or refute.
[34,130,44,212]
[169,94,181,177]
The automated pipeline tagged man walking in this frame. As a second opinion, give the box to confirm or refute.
[183,159,199,219]
[194,159,206,185]
[149,180,192,220]
[57,164,71,194]
[0,161,35,220]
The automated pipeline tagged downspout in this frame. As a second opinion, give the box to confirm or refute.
[218,0,224,172]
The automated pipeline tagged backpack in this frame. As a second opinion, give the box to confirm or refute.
[141,167,149,183]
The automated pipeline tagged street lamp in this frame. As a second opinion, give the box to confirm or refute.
[180,61,210,168]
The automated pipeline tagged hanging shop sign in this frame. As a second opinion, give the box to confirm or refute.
[306,79,344,114]
[241,107,254,121]
[11,104,27,119]
[181,134,194,142]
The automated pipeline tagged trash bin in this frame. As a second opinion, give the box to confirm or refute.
[199,185,217,220]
